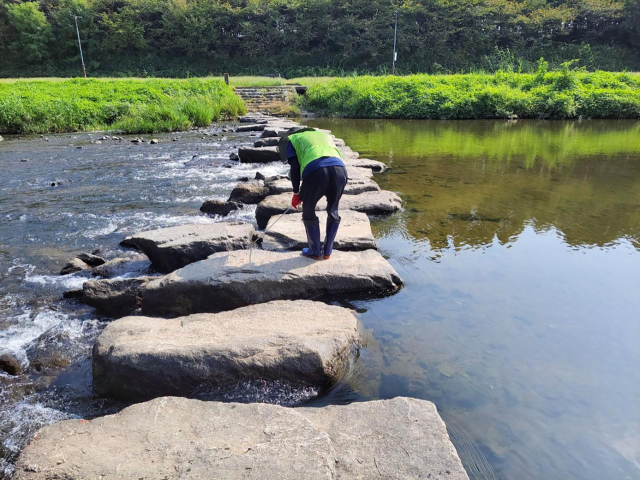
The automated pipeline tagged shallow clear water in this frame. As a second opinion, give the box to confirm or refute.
[308,118,640,480]
[1,119,639,480]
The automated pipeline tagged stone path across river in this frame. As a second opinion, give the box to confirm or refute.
[17,113,470,479]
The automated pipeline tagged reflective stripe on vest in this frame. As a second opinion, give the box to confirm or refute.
[289,130,342,175]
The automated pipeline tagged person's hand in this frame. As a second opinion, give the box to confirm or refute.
[291,193,301,209]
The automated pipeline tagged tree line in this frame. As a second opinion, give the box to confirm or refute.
[0,0,639,77]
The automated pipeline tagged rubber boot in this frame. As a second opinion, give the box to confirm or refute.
[302,218,323,260]
[323,217,341,259]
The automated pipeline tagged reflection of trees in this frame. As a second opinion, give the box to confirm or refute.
[307,118,640,252]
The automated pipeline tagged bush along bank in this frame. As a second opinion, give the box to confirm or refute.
[301,65,640,120]
[0,78,246,134]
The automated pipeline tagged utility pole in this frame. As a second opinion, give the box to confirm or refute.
[71,14,87,78]
[392,10,398,75]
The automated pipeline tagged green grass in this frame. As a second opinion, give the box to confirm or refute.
[301,70,640,119]
[0,77,246,134]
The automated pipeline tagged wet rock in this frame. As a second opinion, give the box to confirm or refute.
[127,222,255,272]
[235,124,266,132]
[229,152,239,161]
[255,171,266,180]
[238,176,250,182]
[76,253,106,267]
[93,300,359,400]
[261,211,376,251]
[119,236,139,249]
[141,249,402,317]
[228,180,269,204]
[266,175,380,196]
[260,124,299,138]
[150,139,159,144]
[82,276,155,316]
[0,354,23,376]
[91,254,151,278]
[59,258,90,275]
[62,289,83,299]
[239,115,269,124]
[0,135,3,142]
[256,190,402,229]
[14,397,468,480]
[254,137,279,147]
[238,146,280,163]
[199,199,242,217]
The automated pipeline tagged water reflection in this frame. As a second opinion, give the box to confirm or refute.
[309,118,640,480]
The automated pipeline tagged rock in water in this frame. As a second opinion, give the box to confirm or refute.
[238,146,280,163]
[127,222,255,272]
[0,354,23,376]
[14,397,469,480]
[235,124,266,132]
[256,190,402,229]
[76,252,106,267]
[141,249,402,317]
[199,199,242,216]
[261,211,376,251]
[227,180,269,204]
[93,300,359,400]
[82,276,155,316]
[59,257,90,275]
[266,176,380,196]
[254,137,279,147]
[343,157,388,172]
[91,254,151,278]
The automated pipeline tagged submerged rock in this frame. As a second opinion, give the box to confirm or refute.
[91,254,151,278]
[227,180,270,204]
[82,276,155,316]
[127,222,255,272]
[141,249,402,317]
[261,211,377,252]
[0,354,23,376]
[238,146,280,163]
[256,190,402,229]
[93,300,359,400]
[14,397,469,480]
[199,199,242,216]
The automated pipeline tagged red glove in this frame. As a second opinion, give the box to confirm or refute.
[291,193,301,209]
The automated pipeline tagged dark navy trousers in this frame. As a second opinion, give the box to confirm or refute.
[300,166,348,222]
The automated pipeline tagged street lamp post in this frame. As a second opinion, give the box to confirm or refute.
[71,14,87,78]
[392,10,398,75]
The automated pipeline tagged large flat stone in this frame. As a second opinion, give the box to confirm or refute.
[256,190,402,229]
[343,157,388,172]
[141,249,402,317]
[238,146,280,163]
[93,300,359,400]
[129,222,255,272]
[15,397,469,480]
[261,211,376,251]
[266,176,380,196]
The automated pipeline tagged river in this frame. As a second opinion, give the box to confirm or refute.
[1,119,640,479]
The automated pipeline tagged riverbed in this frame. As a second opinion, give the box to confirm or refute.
[1,119,639,479]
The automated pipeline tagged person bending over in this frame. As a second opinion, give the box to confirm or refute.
[278,127,348,260]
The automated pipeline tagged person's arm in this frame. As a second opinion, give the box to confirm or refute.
[286,141,301,194]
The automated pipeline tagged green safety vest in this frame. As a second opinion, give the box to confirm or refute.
[289,130,342,175]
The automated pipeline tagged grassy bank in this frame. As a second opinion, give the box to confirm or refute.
[301,69,640,119]
[0,78,246,134]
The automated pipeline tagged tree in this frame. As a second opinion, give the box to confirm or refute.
[5,1,52,64]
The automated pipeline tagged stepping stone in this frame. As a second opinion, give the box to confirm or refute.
[235,124,266,132]
[227,180,269,204]
[91,254,151,278]
[128,222,254,272]
[93,300,359,400]
[344,157,388,172]
[254,137,279,147]
[266,175,380,196]
[14,397,469,480]
[256,190,402,229]
[261,211,376,251]
[140,249,402,317]
[238,146,280,163]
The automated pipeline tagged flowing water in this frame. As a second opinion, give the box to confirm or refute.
[1,119,639,479]
[307,118,640,480]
